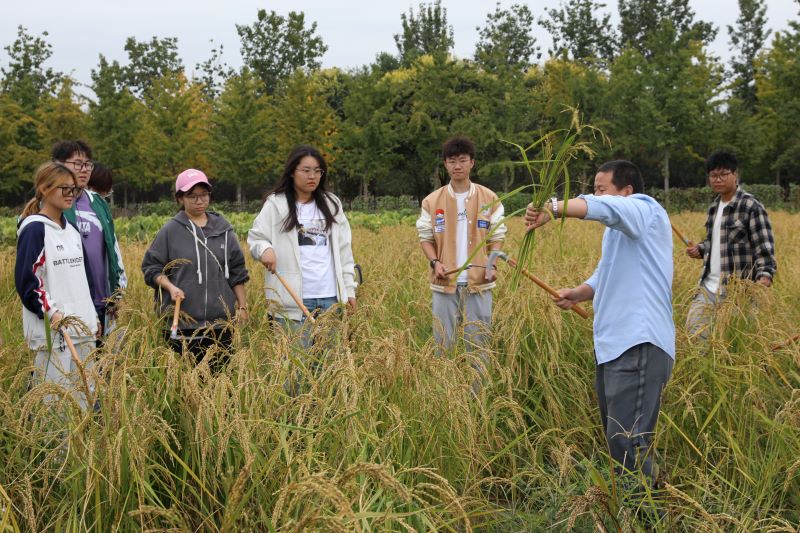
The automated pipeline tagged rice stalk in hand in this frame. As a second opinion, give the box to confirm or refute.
[504,109,607,288]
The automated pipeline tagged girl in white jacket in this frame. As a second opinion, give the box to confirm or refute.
[248,145,357,340]
[15,162,100,409]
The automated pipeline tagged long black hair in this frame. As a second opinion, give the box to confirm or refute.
[266,145,339,233]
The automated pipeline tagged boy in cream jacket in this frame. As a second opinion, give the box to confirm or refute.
[416,136,506,356]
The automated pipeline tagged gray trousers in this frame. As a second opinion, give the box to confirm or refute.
[685,285,724,340]
[595,343,673,487]
[432,286,492,351]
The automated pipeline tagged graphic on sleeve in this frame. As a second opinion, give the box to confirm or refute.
[298,221,328,246]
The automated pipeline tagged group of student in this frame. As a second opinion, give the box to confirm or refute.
[14,135,776,494]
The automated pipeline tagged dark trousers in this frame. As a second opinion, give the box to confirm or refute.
[595,342,673,487]
[166,327,233,373]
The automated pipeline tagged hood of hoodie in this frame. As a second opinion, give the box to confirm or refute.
[171,210,233,237]
[17,213,69,236]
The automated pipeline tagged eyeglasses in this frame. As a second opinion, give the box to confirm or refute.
[297,167,324,177]
[56,186,80,197]
[185,192,210,202]
[63,159,95,172]
[708,170,734,181]
[445,157,472,166]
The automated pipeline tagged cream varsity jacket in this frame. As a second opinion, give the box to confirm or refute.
[416,183,506,294]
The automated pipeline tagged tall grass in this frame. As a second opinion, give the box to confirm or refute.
[0,213,797,531]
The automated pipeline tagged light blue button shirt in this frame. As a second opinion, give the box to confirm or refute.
[580,193,675,364]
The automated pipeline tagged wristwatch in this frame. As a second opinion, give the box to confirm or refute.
[430,259,439,269]
[550,196,559,219]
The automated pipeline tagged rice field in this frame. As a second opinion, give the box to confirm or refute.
[0,212,798,532]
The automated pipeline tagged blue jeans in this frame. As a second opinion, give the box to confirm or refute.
[274,296,339,348]
[274,296,339,395]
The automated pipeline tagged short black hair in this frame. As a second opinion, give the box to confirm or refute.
[442,136,475,160]
[597,160,644,194]
[705,150,738,174]
[88,163,112,194]
[51,140,93,161]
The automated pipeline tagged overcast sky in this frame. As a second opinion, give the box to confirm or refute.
[2,0,799,93]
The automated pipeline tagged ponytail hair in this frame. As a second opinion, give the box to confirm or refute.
[20,162,76,220]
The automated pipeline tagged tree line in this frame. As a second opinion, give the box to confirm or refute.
[1,0,799,207]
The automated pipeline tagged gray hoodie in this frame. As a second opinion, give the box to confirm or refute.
[141,210,249,330]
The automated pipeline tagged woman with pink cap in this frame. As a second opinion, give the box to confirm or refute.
[141,169,249,370]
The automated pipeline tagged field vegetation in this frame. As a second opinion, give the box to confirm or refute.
[0,213,798,531]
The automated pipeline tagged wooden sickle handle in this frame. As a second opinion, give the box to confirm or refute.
[670,223,693,247]
[275,272,315,323]
[507,258,590,319]
[171,296,183,338]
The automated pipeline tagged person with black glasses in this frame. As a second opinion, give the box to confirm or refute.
[141,169,249,371]
[52,141,127,341]
[15,162,101,409]
[684,150,777,339]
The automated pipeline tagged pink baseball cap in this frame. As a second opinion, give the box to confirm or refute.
[175,169,211,192]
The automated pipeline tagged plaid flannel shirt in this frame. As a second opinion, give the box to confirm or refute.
[697,187,777,285]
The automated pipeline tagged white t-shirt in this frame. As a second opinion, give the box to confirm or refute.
[455,191,469,283]
[704,200,730,294]
[296,201,337,298]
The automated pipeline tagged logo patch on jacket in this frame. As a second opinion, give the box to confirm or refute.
[434,209,445,231]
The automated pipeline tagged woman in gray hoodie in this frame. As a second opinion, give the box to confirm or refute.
[141,169,249,369]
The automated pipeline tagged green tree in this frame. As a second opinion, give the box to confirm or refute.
[728,0,771,111]
[618,0,716,57]
[88,56,146,206]
[394,1,454,66]
[195,40,234,100]
[123,36,183,96]
[271,69,341,179]
[0,94,47,200]
[474,3,540,73]
[540,0,615,64]
[135,72,210,191]
[0,25,61,110]
[610,0,720,193]
[236,9,328,95]
[208,69,273,203]
[38,78,87,147]
[755,10,800,186]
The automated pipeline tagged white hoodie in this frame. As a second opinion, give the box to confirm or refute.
[16,214,98,349]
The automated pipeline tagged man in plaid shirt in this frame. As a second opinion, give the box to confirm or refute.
[685,150,777,338]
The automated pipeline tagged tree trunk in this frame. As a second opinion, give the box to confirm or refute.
[662,148,670,209]
[776,166,781,187]
[236,183,243,205]
[123,184,128,210]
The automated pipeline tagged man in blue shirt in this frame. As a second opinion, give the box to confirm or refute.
[525,160,675,490]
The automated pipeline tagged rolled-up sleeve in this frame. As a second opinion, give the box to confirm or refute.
[579,194,653,240]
